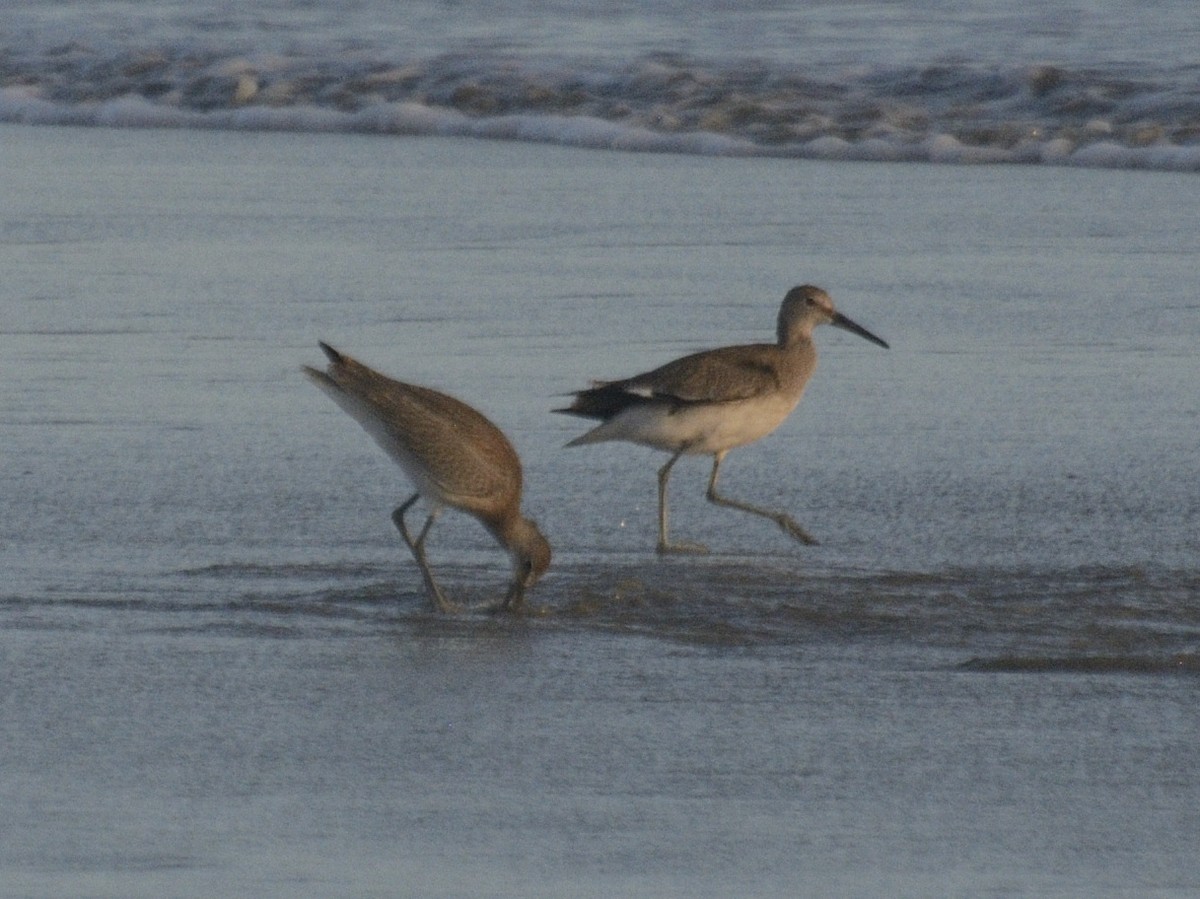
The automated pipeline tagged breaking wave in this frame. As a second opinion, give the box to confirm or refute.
[3,43,1198,171]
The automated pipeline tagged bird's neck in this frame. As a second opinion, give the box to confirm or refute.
[778,330,815,350]
[487,511,530,552]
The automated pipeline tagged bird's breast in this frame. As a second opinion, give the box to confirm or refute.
[678,391,803,453]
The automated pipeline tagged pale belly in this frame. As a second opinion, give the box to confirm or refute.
[594,393,804,455]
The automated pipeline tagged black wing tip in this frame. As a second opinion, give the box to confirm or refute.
[555,384,654,421]
[317,341,343,363]
[553,404,598,420]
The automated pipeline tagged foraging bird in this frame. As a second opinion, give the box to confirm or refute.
[304,342,551,612]
[556,285,888,553]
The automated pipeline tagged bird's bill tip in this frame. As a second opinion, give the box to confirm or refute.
[831,312,889,349]
[497,580,527,613]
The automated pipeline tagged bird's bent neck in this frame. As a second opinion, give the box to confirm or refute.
[487,510,535,553]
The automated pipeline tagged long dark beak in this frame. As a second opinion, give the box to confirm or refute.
[832,311,889,349]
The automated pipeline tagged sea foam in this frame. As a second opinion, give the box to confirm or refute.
[2,44,1198,172]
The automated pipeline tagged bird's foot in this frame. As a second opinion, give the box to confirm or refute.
[479,596,523,616]
[424,584,460,614]
[478,580,529,615]
[656,539,710,555]
[776,516,819,546]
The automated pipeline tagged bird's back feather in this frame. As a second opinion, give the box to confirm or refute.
[305,347,522,512]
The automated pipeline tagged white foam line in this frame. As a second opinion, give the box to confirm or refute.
[3,88,1198,172]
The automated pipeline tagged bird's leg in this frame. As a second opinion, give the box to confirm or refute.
[705,452,819,546]
[489,578,527,615]
[391,496,458,613]
[391,494,428,559]
[656,449,709,555]
[391,495,422,551]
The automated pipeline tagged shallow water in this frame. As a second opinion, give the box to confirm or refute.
[2,124,1199,896]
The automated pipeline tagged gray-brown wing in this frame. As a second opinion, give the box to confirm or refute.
[306,357,522,505]
[618,343,784,404]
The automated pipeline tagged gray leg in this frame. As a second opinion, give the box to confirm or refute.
[705,452,819,546]
[391,495,458,612]
[656,450,708,555]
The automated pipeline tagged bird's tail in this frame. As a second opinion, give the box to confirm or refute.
[302,341,348,395]
[302,342,372,409]
[563,427,612,448]
[303,342,371,393]
[553,382,645,421]
[317,341,344,365]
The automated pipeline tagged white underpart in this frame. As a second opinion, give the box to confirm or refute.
[309,378,447,509]
[574,390,805,455]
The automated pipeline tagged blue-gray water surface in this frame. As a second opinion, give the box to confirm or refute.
[1,124,1198,896]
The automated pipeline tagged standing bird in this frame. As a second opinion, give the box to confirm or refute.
[556,285,888,553]
[304,342,551,612]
